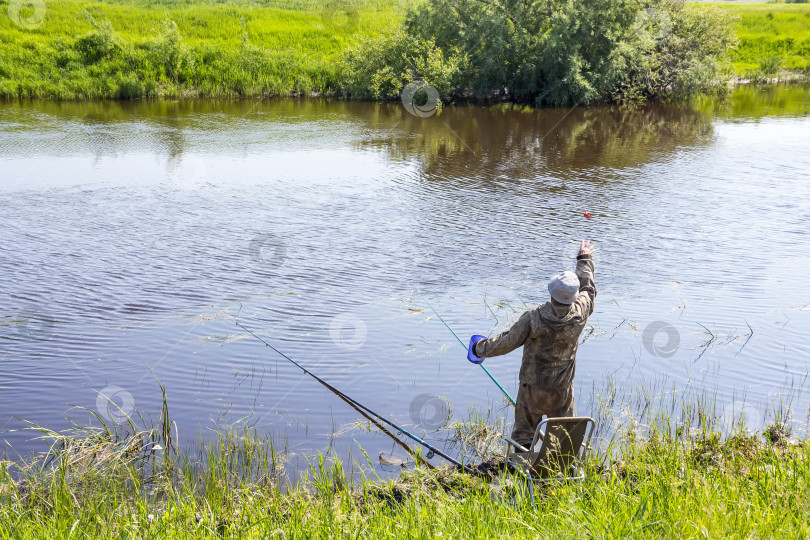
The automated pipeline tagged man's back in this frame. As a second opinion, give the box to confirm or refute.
[472,242,596,446]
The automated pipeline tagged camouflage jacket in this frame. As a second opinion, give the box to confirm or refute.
[475,255,596,388]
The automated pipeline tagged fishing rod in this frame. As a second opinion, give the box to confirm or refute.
[423,299,517,406]
[219,311,476,474]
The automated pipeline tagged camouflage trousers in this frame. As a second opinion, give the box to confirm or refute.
[510,382,575,448]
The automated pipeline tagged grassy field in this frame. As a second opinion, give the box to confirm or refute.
[0,0,410,98]
[0,0,808,100]
[711,2,810,77]
[1,393,808,539]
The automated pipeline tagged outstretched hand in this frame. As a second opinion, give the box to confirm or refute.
[578,239,595,256]
[468,335,486,364]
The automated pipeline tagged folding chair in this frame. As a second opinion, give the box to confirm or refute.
[504,416,595,488]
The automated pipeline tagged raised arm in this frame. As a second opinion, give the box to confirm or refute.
[573,239,597,316]
[474,310,533,359]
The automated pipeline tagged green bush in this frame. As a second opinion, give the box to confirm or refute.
[341,29,466,100]
[74,16,120,64]
[150,18,190,82]
[618,1,738,101]
[344,0,738,105]
[401,0,647,105]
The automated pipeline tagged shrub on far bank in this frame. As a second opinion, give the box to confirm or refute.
[343,0,738,105]
[340,30,467,100]
[617,1,738,101]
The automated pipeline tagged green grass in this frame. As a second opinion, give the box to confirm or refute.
[2,382,809,538]
[0,0,410,99]
[711,3,810,77]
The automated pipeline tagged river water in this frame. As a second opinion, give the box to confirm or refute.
[1,86,809,473]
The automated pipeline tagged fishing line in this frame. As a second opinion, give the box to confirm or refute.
[423,299,517,406]
[219,311,475,474]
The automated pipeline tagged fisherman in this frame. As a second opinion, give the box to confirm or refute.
[468,240,596,448]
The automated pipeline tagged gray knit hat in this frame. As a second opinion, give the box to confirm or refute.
[548,271,580,305]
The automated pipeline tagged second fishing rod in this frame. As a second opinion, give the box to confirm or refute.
[220,311,478,475]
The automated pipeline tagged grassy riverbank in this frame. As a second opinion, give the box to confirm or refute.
[0,0,808,101]
[713,2,810,79]
[1,395,808,538]
[0,0,409,99]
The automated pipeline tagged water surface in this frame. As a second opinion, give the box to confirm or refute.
[2,85,810,473]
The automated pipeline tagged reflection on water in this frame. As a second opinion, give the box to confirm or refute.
[1,86,809,473]
[360,101,715,177]
[693,84,810,119]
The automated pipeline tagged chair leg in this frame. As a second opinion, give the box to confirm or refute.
[516,468,535,507]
